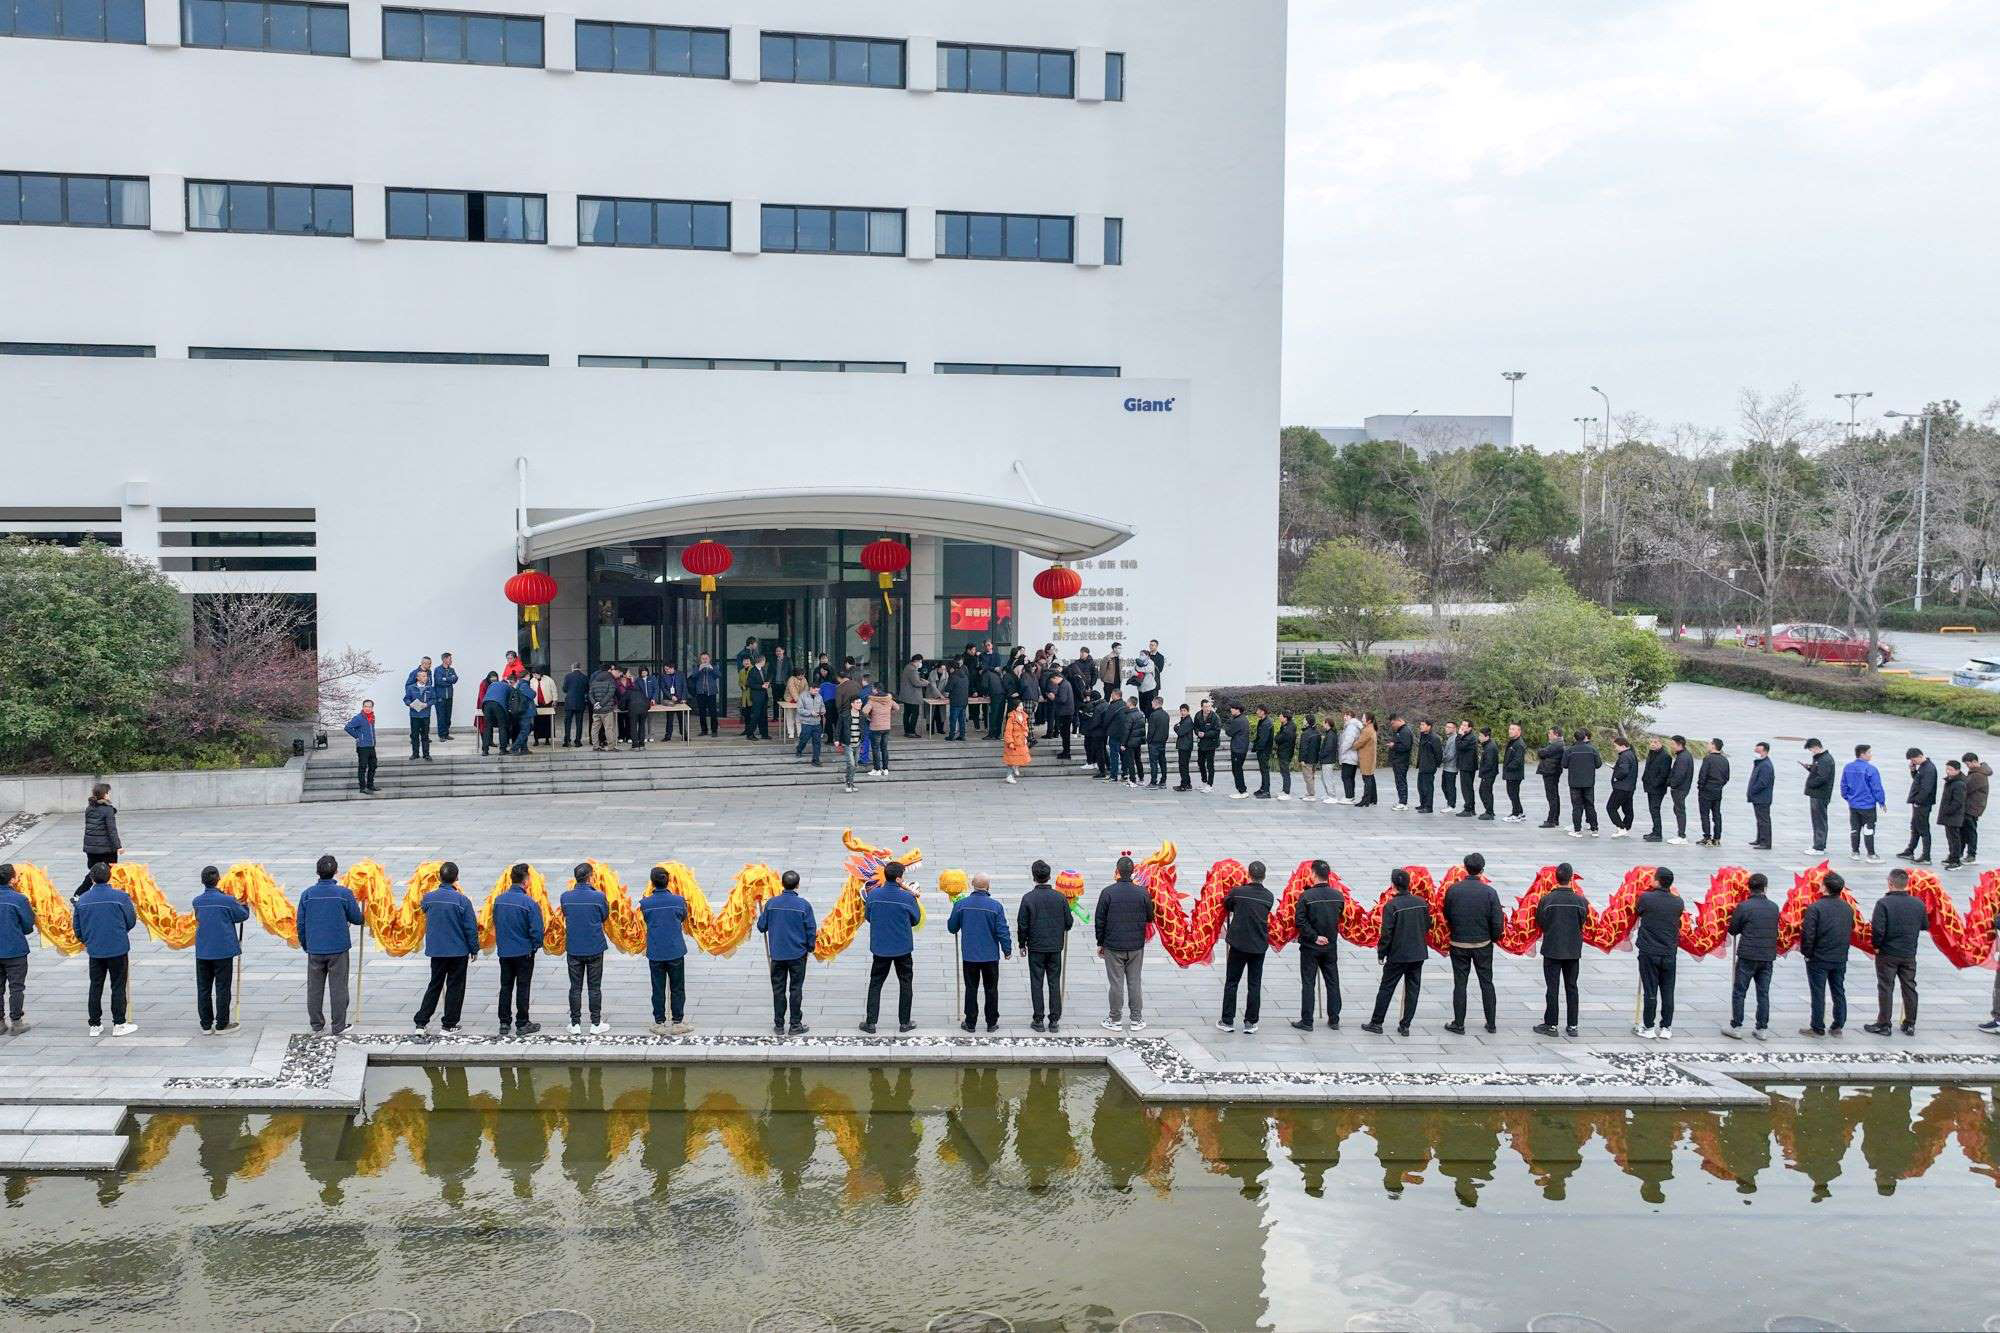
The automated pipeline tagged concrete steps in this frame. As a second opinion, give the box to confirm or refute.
[0,1103,130,1171]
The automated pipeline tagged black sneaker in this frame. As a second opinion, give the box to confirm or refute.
[1642,833,1663,843]
[1030,1020,1045,1032]
[1290,1019,1313,1032]
[1862,1022,1891,1035]
[1564,1025,1577,1038]
[498,1025,512,1038]
[985,1023,998,1033]
[1443,1021,1465,1035]
[773,1023,786,1034]
[859,1022,877,1034]
[960,1020,976,1033]
[1532,1022,1557,1036]
[788,1023,810,1035]
[1395,1024,1411,1036]
[518,1021,541,1035]
[898,1022,917,1033]
[1048,1023,1061,1034]
[1360,1022,1384,1034]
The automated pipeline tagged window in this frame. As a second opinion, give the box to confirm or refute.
[938,43,1073,98]
[387,188,544,242]
[574,20,725,77]
[760,31,902,88]
[3,0,143,42]
[1105,51,1125,101]
[0,172,149,228]
[760,205,903,256]
[577,197,728,250]
[1104,216,1123,266]
[936,211,1072,263]
[581,356,905,373]
[186,180,352,236]
[935,363,1119,377]
[382,7,539,66]
[181,0,346,53]
[0,341,154,356]
[190,347,548,364]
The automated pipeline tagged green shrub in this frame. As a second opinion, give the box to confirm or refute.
[1453,591,1673,738]
[1484,549,1569,602]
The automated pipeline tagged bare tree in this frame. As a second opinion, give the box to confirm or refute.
[1808,441,1919,671]
[1714,386,1827,647]
[1928,404,2000,610]
[153,592,380,741]
[1386,438,1510,619]
[1626,423,1734,638]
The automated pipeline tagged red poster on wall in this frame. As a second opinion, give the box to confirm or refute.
[949,597,991,631]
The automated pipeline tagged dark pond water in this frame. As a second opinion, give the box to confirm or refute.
[2,1067,1997,1332]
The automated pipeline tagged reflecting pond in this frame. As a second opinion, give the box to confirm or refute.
[4,1067,1999,1332]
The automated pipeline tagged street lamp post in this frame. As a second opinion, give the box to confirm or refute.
[1572,416,1598,550]
[1502,371,1525,440]
[1835,391,1873,440]
[1885,409,1936,610]
[1589,384,1612,515]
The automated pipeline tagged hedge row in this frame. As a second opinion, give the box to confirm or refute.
[1672,645,2000,736]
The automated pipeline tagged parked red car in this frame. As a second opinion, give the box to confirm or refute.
[1740,623,1893,666]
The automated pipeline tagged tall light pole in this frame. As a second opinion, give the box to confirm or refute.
[1886,409,1936,610]
[1396,409,1420,462]
[1572,416,1598,550]
[1835,391,1873,440]
[1589,384,1612,515]
[1589,385,1611,451]
[1502,371,1525,441]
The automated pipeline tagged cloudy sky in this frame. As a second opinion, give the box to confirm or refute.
[1282,0,2000,449]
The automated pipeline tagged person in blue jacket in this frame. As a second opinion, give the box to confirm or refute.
[492,862,544,1036]
[344,701,379,795]
[948,872,1014,1033]
[297,854,364,1034]
[191,865,250,1034]
[413,861,480,1033]
[757,870,818,1035]
[75,862,139,1036]
[1842,743,1888,862]
[561,864,610,1035]
[508,675,537,756]
[431,652,459,741]
[403,668,435,762]
[860,860,921,1034]
[0,864,38,1034]
[1745,741,1776,850]
[640,867,692,1035]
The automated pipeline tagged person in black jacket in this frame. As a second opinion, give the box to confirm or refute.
[1297,713,1323,801]
[1415,721,1444,814]
[1225,705,1251,798]
[1387,714,1415,809]
[1173,704,1198,792]
[77,784,121,897]
[1094,856,1156,1030]
[1607,735,1638,836]
[1082,691,1108,777]
[1532,863,1588,1036]
[1899,747,1938,864]
[1146,702,1172,791]
[1745,742,1776,850]
[1452,722,1479,814]
[1536,728,1566,827]
[1096,694,1127,782]
[1723,872,1780,1038]
[1441,852,1504,1033]
[1273,712,1297,800]
[1641,737,1672,842]
[1194,700,1222,791]
[1290,859,1344,1031]
[1565,730,1602,835]
[1475,728,1500,821]
[560,662,589,747]
[1667,736,1695,844]
[1362,868,1430,1035]
[1940,759,1969,867]
[1016,861,1073,1032]
[1696,738,1731,846]
[1801,738,1836,855]
[1865,867,1927,1034]
[1797,869,1854,1036]
[1122,701,1149,787]
[1251,707,1275,800]
[1633,867,1684,1039]
[1502,723,1527,821]
[1217,862,1275,1032]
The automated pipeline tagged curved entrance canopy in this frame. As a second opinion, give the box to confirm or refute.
[519,486,1134,563]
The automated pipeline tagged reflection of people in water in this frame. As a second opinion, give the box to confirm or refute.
[422,1066,479,1205]
[1371,1108,1433,1196]
[195,1113,251,1201]
[494,1066,549,1200]
[1787,1084,1855,1201]
[1622,1108,1678,1205]
[945,1069,1009,1182]
[1433,1113,1500,1208]
[1715,1104,1773,1193]
[1208,1105,1271,1197]
[1091,1078,1161,1192]
[643,1067,692,1198]
[562,1067,612,1193]
[764,1068,817,1193]
[1015,1067,1075,1191]
[1279,1108,1351,1198]
[299,1109,360,1206]
[1861,1084,1920,1197]
[864,1069,923,1203]
[1515,1109,1583,1202]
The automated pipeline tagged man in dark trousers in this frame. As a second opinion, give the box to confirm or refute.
[1121,698,1148,787]
[344,702,379,795]
[1722,871,1779,1039]
[1453,721,1479,815]
[191,865,249,1034]
[1475,727,1500,821]
[1095,855,1155,1030]
[757,870,818,1035]
[1050,670,1075,758]
[298,855,363,1034]
[860,860,920,1034]
[413,861,480,1034]
[1746,742,1776,850]
[560,662,589,747]
[562,864,611,1035]
[1941,759,1970,868]
[1194,699,1222,791]
[1097,692,1127,783]
[1387,714,1415,809]
[1502,722,1527,821]
[1016,861,1073,1032]
[1251,706,1276,799]
[1215,861,1275,1033]
[75,863,139,1037]
[1536,728,1566,827]
[1964,752,1990,864]
[1531,863,1588,1037]
[1173,704,1197,792]
[1226,704,1252,799]
[0,864,37,1035]
[507,672,536,755]
[1802,738,1836,855]
[1695,737,1731,846]
[1146,700,1171,790]
[1633,867,1684,1039]
[1641,736,1672,842]
[1565,729,1602,836]
[743,655,773,741]
[1290,859,1344,1032]
[432,652,459,741]
[948,873,1013,1033]
[688,652,721,737]
[640,867,692,1035]
[1899,747,1938,863]
[587,664,618,750]
[1798,869,1854,1036]
[492,862,544,1037]
[1667,735,1695,844]
[1415,720,1443,814]
[1442,852,1503,1034]
[1865,867,1926,1034]
[1607,734,1638,837]
[1362,869,1429,1035]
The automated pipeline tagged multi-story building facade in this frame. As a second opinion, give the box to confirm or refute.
[1,0,1286,715]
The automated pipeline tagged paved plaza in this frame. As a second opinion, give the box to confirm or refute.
[4,683,2000,1120]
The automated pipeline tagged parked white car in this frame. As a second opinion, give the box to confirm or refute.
[1952,657,2000,690]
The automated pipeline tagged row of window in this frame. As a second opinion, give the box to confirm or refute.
[188,180,353,235]
[2,5,1126,102]
[579,196,728,251]
[0,344,1123,377]
[0,172,149,227]
[387,187,544,241]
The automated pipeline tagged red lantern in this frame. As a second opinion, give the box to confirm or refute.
[680,539,734,614]
[856,620,876,643]
[1033,564,1083,615]
[860,538,911,615]
[504,570,559,650]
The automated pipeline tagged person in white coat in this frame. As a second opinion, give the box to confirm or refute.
[1336,711,1363,803]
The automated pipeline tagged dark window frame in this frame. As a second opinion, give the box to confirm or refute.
[2,0,145,42]
[385,187,546,243]
[572,19,726,78]
[580,355,906,373]
[760,204,905,257]
[576,195,730,251]
[189,347,548,364]
[185,179,353,236]
[935,210,1074,263]
[759,30,905,89]
[180,0,348,54]
[381,5,541,67]
[934,363,1120,377]
[1104,216,1123,266]
[0,341,155,357]
[1105,51,1125,101]
[937,42,1074,98]
[0,171,150,228]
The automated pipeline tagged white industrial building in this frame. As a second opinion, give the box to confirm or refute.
[1316,415,1514,452]
[1,0,1286,716]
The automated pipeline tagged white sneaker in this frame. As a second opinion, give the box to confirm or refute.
[567,1022,582,1035]
[591,1021,610,1035]
[1322,796,1338,805]
[1101,1018,1124,1031]
[88,1025,104,1037]
[1669,836,1688,845]
[112,1022,137,1036]
[1633,1024,1654,1039]
[1657,1026,1672,1041]
[1276,793,1290,802]
[1610,829,1627,838]
[1129,1020,1148,1031]
[1568,830,1582,838]
[1244,1023,1258,1034]
[1005,774,1017,784]
[1216,1019,1235,1032]
[1230,792,1249,800]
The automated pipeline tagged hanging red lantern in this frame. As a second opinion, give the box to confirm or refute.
[503,570,559,650]
[1032,564,1083,615]
[859,537,911,615]
[855,620,876,643]
[680,539,734,615]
